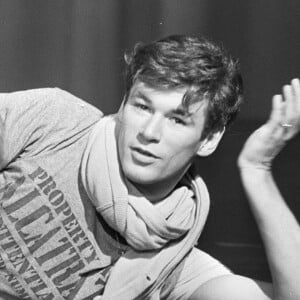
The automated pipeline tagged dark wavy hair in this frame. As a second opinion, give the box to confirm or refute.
[124,35,243,139]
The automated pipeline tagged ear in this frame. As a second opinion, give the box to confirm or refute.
[196,127,225,157]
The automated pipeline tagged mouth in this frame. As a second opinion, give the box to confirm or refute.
[131,146,160,159]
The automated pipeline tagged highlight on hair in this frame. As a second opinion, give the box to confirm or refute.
[124,35,243,139]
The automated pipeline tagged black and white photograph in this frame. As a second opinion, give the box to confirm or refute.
[0,1,300,299]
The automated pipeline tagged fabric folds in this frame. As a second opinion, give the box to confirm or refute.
[81,116,210,299]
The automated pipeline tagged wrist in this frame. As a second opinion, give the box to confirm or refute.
[239,165,273,184]
[237,158,272,171]
[237,151,274,172]
[238,163,272,172]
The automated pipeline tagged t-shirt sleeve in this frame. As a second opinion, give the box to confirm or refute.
[0,87,103,170]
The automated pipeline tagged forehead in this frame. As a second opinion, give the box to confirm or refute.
[129,81,207,115]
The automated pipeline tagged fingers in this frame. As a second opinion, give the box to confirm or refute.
[291,78,300,109]
[282,84,295,120]
[269,94,284,126]
[282,78,300,125]
[267,78,300,141]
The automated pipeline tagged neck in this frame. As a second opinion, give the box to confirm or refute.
[127,168,190,203]
[131,181,176,203]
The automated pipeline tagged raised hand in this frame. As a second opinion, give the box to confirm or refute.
[238,78,300,170]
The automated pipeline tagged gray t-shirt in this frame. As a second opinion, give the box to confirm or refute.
[0,88,111,299]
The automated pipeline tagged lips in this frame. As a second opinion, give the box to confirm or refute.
[131,146,159,159]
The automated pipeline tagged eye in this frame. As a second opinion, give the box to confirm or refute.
[170,117,186,125]
[134,103,150,111]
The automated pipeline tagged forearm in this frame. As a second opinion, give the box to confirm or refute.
[240,168,300,300]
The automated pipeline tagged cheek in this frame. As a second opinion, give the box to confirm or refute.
[163,135,201,161]
[119,113,140,140]
[164,150,194,170]
[158,142,199,176]
[117,121,136,163]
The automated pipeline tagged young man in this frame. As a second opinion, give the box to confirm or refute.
[0,35,299,300]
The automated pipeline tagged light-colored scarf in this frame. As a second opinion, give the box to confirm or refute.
[81,115,210,299]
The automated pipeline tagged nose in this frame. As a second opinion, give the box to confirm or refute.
[139,115,162,143]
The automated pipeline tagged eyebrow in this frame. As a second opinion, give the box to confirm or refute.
[171,107,193,117]
[135,91,151,103]
[135,91,192,117]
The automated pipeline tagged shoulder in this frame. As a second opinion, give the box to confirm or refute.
[1,87,103,121]
[1,87,60,105]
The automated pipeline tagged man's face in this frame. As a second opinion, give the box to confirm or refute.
[116,81,208,186]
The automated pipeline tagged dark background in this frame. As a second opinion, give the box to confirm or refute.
[1,0,300,281]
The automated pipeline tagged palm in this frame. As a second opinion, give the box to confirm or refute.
[238,79,300,170]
